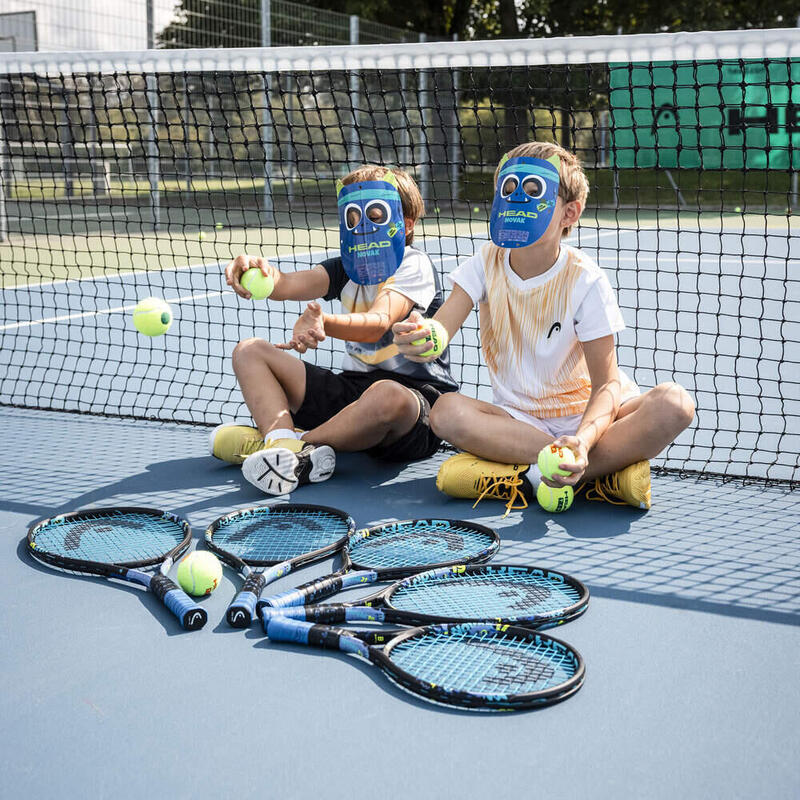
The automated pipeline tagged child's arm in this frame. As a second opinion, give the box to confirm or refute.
[549,334,622,486]
[392,283,473,361]
[277,289,416,354]
[225,254,330,301]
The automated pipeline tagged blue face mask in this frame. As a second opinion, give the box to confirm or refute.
[489,155,561,248]
[337,173,406,285]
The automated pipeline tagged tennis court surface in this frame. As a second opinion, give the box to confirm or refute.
[1,29,799,799]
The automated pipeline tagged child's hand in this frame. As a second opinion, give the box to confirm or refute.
[277,302,326,354]
[540,436,588,488]
[225,254,279,299]
[392,310,438,362]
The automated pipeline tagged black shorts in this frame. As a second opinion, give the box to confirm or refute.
[293,364,452,462]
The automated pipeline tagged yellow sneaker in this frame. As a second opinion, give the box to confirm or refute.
[435,452,533,517]
[209,423,265,464]
[585,460,651,509]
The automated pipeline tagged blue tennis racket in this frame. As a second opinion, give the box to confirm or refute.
[257,518,500,614]
[203,503,355,628]
[27,507,207,630]
[263,615,585,711]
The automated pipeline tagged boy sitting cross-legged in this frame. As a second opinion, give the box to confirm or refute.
[393,142,695,513]
[212,165,458,495]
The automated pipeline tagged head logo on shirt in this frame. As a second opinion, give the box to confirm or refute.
[338,172,405,286]
[547,322,562,338]
[489,155,560,249]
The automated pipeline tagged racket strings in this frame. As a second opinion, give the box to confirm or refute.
[32,511,183,563]
[389,628,579,695]
[351,523,495,568]
[211,510,349,561]
[390,574,582,618]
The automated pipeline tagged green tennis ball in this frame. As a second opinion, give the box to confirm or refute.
[537,482,574,513]
[473,206,480,213]
[132,296,173,337]
[411,319,449,357]
[198,231,207,240]
[177,551,222,597]
[241,268,275,300]
[215,222,224,229]
[734,207,742,213]
[537,444,577,480]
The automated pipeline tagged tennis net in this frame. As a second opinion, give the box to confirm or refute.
[0,29,798,485]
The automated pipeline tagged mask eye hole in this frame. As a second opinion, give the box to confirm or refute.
[522,175,546,199]
[364,199,391,226]
[500,175,518,198]
[344,203,362,231]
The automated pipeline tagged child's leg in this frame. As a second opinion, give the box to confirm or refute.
[302,380,421,452]
[429,392,554,462]
[581,382,694,481]
[232,338,307,435]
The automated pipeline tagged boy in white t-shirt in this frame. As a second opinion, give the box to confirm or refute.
[211,165,457,495]
[393,142,695,512]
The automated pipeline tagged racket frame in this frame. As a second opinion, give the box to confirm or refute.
[27,506,207,630]
[257,517,500,614]
[265,615,585,711]
[203,503,355,627]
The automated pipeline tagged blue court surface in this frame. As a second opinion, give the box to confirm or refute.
[1,406,798,800]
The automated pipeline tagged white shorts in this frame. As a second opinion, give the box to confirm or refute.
[500,390,641,439]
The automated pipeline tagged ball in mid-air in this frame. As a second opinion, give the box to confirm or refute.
[537,444,577,480]
[537,482,574,513]
[411,319,449,358]
[133,297,173,337]
[241,268,275,300]
[177,551,223,596]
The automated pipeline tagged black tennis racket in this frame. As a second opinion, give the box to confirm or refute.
[257,518,500,614]
[27,507,207,630]
[204,503,355,627]
[263,615,585,711]
[271,563,589,633]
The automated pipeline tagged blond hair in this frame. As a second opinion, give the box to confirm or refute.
[494,142,589,238]
[340,165,424,245]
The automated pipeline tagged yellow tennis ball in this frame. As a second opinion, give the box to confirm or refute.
[133,297,173,337]
[537,482,574,513]
[537,444,577,480]
[240,268,275,300]
[411,319,449,357]
[198,231,207,240]
[177,551,222,597]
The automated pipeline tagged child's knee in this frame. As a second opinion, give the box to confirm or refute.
[360,381,419,425]
[232,338,276,369]
[650,382,695,431]
[429,393,467,439]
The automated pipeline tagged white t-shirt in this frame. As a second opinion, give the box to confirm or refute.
[450,242,638,418]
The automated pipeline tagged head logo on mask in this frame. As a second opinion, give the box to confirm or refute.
[489,154,560,248]
[338,171,406,285]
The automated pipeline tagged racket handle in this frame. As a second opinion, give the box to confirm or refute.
[276,605,388,625]
[226,571,267,628]
[264,615,369,656]
[258,570,379,612]
[150,574,207,630]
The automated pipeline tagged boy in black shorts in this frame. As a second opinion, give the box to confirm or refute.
[211,165,457,495]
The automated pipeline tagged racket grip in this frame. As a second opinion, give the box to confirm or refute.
[276,606,387,625]
[226,572,267,628]
[265,615,367,656]
[258,570,379,611]
[151,574,207,630]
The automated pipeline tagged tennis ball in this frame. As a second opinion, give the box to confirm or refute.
[411,319,449,357]
[177,551,222,597]
[133,297,173,337]
[198,231,207,240]
[240,268,274,300]
[215,222,224,230]
[537,444,577,480]
[537,482,574,513]
[734,206,742,213]
[473,206,480,213]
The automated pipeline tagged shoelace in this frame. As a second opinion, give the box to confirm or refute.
[584,474,627,506]
[471,474,529,518]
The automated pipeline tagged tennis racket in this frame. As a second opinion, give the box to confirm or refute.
[271,563,589,633]
[27,507,207,630]
[204,503,355,627]
[257,518,500,614]
[264,615,585,711]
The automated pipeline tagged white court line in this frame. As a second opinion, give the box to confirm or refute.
[0,290,225,331]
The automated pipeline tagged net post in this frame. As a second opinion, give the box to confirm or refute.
[449,33,461,207]
[417,33,431,210]
[0,80,7,243]
[145,73,161,230]
[261,0,274,223]
[349,15,360,169]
